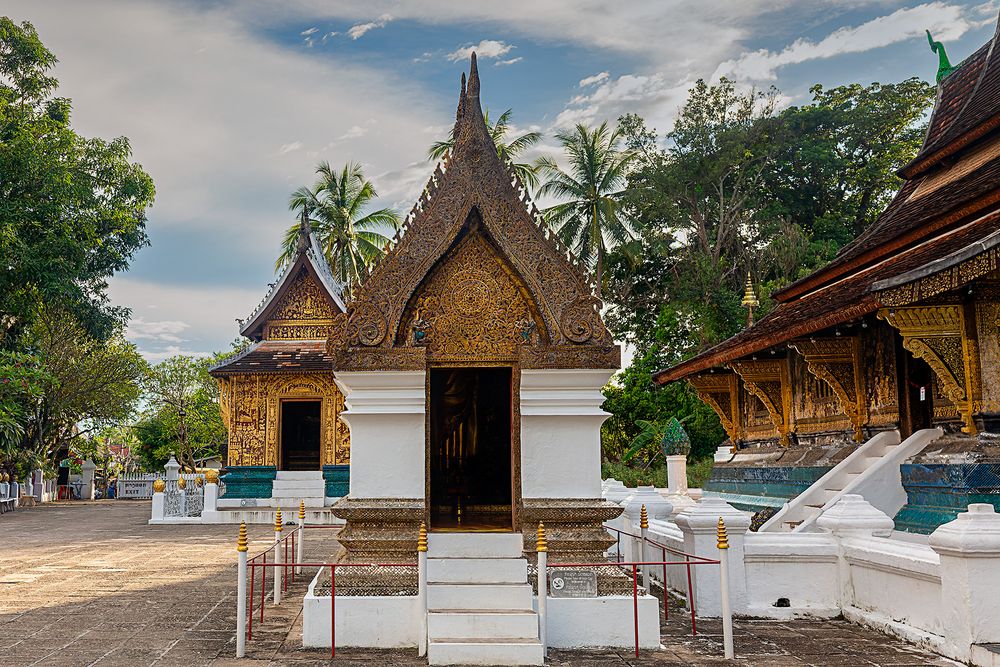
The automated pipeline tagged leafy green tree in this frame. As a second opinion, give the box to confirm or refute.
[429,108,543,188]
[279,162,400,298]
[0,18,155,343]
[140,355,226,472]
[537,122,637,297]
[17,309,146,469]
[0,351,51,478]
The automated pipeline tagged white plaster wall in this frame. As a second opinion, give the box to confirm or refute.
[539,596,661,649]
[520,369,614,499]
[302,569,420,648]
[335,371,425,499]
[743,533,839,616]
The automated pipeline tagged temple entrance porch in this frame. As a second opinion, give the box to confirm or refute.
[428,366,514,531]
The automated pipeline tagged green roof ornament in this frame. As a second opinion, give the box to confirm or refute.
[927,30,958,83]
[660,417,691,457]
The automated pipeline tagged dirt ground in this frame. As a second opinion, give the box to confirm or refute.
[0,501,959,666]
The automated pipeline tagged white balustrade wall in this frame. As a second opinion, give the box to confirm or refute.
[633,492,1000,667]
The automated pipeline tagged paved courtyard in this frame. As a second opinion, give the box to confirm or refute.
[0,501,960,666]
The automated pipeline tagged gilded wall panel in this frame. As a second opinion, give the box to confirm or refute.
[976,297,1000,414]
[788,337,866,440]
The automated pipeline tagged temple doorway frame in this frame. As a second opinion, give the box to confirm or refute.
[424,362,521,532]
[278,397,323,471]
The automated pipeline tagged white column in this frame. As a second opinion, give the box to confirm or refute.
[665,455,688,496]
[236,522,248,658]
[296,501,305,575]
[335,371,426,499]
[675,497,750,616]
[417,523,428,657]
[519,369,614,500]
[150,481,166,523]
[929,503,1000,663]
[164,454,181,482]
[273,512,283,605]
[80,459,97,500]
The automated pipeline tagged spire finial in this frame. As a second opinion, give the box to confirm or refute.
[927,30,957,82]
[296,207,311,251]
[456,72,467,119]
[417,522,428,552]
[536,522,547,552]
[467,52,480,98]
[741,271,759,327]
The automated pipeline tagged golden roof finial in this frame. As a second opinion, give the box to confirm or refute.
[536,522,548,552]
[717,517,729,550]
[417,522,428,552]
[237,521,248,553]
[741,271,759,326]
[298,500,306,521]
[274,509,283,532]
[640,504,649,530]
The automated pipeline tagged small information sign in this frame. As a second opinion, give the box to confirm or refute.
[548,569,597,598]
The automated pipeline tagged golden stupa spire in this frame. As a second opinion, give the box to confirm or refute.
[741,271,759,326]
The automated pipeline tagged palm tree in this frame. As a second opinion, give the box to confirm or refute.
[537,122,636,297]
[428,108,543,189]
[278,162,400,298]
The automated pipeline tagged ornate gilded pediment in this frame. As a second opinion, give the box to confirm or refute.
[328,55,618,371]
[264,268,339,340]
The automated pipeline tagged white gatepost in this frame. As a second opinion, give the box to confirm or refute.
[297,500,305,575]
[536,522,548,657]
[273,510,283,605]
[639,505,650,594]
[150,479,166,522]
[417,522,428,657]
[236,522,248,658]
[80,459,97,500]
[929,503,1000,664]
[717,518,734,660]
[164,454,181,482]
[675,497,750,616]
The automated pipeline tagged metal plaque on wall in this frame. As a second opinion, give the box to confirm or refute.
[548,569,597,598]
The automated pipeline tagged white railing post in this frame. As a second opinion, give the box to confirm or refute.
[236,522,248,658]
[273,510,283,605]
[717,517,734,660]
[297,500,305,576]
[150,479,166,523]
[537,522,548,657]
[417,522,428,657]
[639,505,650,594]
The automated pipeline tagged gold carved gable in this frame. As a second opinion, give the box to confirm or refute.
[265,268,339,340]
[788,337,867,441]
[398,229,545,361]
[729,359,792,446]
[327,58,618,372]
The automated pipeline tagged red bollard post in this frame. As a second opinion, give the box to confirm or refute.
[260,552,267,623]
[661,546,668,621]
[330,565,336,659]
[686,561,697,635]
[247,560,255,640]
[632,564,639,658]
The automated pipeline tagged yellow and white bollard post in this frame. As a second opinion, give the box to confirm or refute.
[639,505,650,594]
[718,517,734,659]
[236,521,248,658]
[417,522,428,657]
[537,522,548,657]
[273,509,283,605]
[296,500,305,575]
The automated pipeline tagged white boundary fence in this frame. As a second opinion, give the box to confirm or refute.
[118,473,159,499]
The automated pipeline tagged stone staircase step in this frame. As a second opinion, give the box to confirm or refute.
[427,610,538,640]
[428,557,527,584]
[428,638,544,666]
[427,582,533,610]
[428,532,523,559]
[274,471,324,480]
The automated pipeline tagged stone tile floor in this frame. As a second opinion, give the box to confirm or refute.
[0,501,959,666]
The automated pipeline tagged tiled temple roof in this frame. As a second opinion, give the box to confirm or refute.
[209,340,333,376]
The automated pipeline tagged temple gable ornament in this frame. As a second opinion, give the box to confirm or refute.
[788,337,867,441]
[729,359,793,446]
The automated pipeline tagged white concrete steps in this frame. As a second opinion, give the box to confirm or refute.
[427,638,543,666]
[271,471,325,508]
[425,532,541,666]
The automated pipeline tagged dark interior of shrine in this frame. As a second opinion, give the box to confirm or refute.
[280,400,322,470]
[429,367,513,530]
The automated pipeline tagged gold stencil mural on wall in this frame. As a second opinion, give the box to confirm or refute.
[218,373,349,466]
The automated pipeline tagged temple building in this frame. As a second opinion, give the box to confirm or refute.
[655,24,1000,534]
[209,218,351,509]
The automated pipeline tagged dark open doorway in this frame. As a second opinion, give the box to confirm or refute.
[897,339,934,439]
[429,367,513,530]
[280,400,321,470]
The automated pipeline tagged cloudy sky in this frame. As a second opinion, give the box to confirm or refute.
[6,1,999,361]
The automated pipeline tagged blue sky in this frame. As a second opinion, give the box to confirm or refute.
[6,0,999,361]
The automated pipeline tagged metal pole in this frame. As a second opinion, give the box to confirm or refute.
[536,522,548,657]
[273,510,283,605]
[236,522,248,658]
[417,522,428,657]
[330,565,336,659]
[297,500,305,576]
[718,517,734,660]
[639,505,650,594]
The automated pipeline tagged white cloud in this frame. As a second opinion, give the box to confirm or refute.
[579,72,609,87]
[278,141,303,154]
[300,27,318,36]
[447,39,514,62]
[338,125,368,140]
[347,13,392,40]
[495,57,523,66]
[717,2,991,81]
[127,318,190,343]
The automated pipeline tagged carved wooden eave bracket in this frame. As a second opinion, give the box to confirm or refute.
[788,336,867,442]
[728,359,793,446]
[878,305,981,434]
[687,372,741,444]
